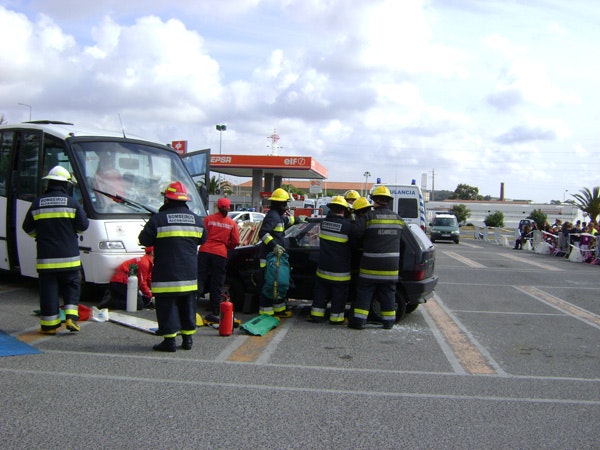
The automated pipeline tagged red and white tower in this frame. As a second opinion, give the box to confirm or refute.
[267,128,283,156]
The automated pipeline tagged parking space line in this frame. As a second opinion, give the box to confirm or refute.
[499,253,563,271]
[225,317,292,363]
[516,286,600,329]
[424,295,502,375]
[443,251,487,268]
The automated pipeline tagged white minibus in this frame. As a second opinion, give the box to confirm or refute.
[0,120,207,291]
[370,182,427,231]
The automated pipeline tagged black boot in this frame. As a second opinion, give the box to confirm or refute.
[153,337,176,352]
[181,335,193,350]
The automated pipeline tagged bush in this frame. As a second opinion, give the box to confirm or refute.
[528,209,547,229]
[450,204,471,225]
[484,211,504,227]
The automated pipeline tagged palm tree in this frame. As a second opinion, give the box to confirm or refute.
[208,175,233,195]
[571,187,600,223]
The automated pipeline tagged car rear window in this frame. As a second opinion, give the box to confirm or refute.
[407,224,433,251]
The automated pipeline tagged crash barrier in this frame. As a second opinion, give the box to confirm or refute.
[474,226,598,264]
[474,226,491,242]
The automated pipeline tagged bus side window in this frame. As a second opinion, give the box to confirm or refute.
[16,132,41,202]
[42,135,81,202]
[0,131,13,197]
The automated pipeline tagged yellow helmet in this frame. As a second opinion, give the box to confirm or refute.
[43,165,73,183]
[352,197,372,212]
[327,196,349,209]
[268,188,290,202]
[370,185,392,200]
[343,189,360,201]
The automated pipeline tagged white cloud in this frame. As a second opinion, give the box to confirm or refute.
[1,1,598,202]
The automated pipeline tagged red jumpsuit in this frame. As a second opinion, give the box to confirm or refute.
[198,211,240,313]
[110,253,154,299]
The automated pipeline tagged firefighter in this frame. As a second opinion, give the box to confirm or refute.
[343,189,360,220]
[257,188,298,317]
[22,166,89,335]
[197,197,240,314]
[348,196,372,306]
[308,196,353,325]
[138,181,206,352]
[351,197,372,219]
[349,185,403,330]
[343,189,360,207]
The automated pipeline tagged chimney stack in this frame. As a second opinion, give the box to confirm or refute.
[500,182,505,201]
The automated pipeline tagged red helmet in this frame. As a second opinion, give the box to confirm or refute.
[164,181,190,201]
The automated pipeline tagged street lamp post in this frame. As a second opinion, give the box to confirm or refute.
[18,103,32,121]
[363,171,371,197]
[215,124,227,193]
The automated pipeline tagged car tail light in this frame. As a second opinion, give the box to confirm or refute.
[414,263,426,281]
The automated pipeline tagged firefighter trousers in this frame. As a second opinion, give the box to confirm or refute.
[351,279,396,326]
[39,270,80,330]
[155,292,197,338]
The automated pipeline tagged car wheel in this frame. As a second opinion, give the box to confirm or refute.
[370,290,407,323]
[405,303,419,314]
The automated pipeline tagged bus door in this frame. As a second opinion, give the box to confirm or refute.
[6,129,42,276]
[8,129,71,277]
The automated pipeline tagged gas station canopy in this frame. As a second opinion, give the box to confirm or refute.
[210,154,328,179]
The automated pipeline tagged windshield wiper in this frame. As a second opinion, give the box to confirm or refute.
[93,189,157,215]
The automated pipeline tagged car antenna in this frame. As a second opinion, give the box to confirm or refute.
[118,113,127,138]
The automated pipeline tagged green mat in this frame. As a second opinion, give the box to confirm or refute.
[240,315,280,336]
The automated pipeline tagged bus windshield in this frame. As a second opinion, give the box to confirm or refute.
[71,139,206,216]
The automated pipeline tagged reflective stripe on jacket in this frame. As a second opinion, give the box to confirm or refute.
[138,202,206,296]
[316,214,353,282]
[22,185,89,272]
[353,206,403,282]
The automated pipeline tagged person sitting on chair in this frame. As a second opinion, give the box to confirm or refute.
[514,225,532,250]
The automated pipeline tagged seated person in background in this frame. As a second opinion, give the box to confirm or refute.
[100,247,154,310]
[93,153,126,209]
[579,225,594,251]
[514,225,532,250]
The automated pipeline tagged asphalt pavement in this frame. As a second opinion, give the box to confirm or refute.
[0,240,599,449]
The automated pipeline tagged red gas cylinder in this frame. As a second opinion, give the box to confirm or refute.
[219,294,234,336]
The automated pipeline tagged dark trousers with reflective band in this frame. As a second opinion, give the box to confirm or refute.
[352,279,396,326]
[39,270,80,330]
[312,277,349,322]
[197,252,227,313]
[257,266,287,315]
[155,292,196,337]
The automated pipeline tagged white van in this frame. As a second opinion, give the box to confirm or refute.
[370,183,427,230]
[0,120,207,289]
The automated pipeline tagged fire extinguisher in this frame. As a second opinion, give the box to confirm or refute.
[126,264,138,312]
[219,293,234,336]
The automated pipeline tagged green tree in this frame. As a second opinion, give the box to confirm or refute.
[571,186,600,223]
[208,175,233,195]
[528,209,547,229]
[450,204,471,224]
[484,211,504,227]
[450,183,482,200]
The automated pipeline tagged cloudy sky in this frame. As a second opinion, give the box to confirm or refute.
[1,0,598,203]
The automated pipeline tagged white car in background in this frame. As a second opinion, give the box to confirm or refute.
[228,211,265,225]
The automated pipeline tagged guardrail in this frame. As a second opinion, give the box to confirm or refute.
[471,226,598,264]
